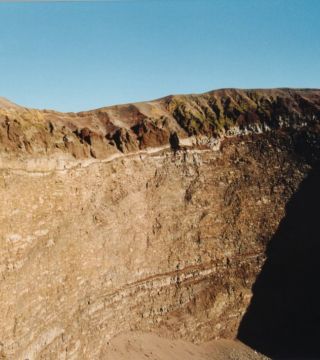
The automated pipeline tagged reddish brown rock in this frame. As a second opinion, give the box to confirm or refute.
[0,88,319,359]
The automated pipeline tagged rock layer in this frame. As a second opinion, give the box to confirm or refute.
[0,89,320,359]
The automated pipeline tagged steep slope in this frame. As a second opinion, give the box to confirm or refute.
[0,88,319,161]
[0,89,319,359]
[0,97,21,110]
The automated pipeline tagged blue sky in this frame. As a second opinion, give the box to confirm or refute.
[0,0,319,112]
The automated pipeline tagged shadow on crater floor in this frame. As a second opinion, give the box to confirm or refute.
[237,166,320,359]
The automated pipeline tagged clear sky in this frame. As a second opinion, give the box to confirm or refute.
[0,0,319,112]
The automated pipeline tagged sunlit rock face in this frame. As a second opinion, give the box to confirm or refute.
[0,89,319,359]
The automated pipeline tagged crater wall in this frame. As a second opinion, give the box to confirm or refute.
[0,89,320,359]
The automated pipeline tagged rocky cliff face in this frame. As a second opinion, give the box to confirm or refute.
[0,89,320,359]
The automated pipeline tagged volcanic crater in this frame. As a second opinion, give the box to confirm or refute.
[0,88,320,359]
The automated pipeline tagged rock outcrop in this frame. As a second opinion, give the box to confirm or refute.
[0,88,319,359]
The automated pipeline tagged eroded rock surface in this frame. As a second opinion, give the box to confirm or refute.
[0,89,319,359]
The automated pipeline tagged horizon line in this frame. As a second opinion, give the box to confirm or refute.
[2,87,320,114]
